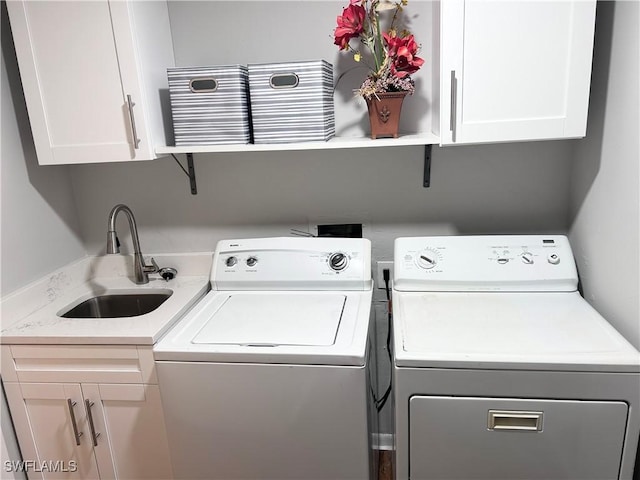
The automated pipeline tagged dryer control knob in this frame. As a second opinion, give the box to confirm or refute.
[547,253,560,265]
[329,252,348,271]
[416,249,438,269]
[246,256,258,267]
[225,256,237,267]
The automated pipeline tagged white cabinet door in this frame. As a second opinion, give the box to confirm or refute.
[440,0,596,145]
[6,1,172,165]
[82,384,173,480]
[4,382,173,480]
[3,382,99,480]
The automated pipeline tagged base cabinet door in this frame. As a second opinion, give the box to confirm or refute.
[3,383,100,479]
[83,384,173,480]
[4,382,173,480]
[440,0,597,145]
[409,396,628,480]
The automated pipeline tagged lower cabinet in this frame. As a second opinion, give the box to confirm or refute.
[4,383,172,480]
[4,383,99,479]
[1,345,173,480]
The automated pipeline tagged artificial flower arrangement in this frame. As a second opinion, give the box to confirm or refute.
[334,0,425,99]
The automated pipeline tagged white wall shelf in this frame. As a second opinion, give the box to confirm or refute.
[163,137,436,196]
[155,132,440,156]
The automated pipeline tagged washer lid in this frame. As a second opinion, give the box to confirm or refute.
[394,292,640,371]
[192,294,345,346]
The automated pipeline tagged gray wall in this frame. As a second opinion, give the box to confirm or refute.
[0,4,85,296]
[569,1,640,350]
[70,142,574,257]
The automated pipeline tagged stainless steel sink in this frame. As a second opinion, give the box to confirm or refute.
[60,291,172,318]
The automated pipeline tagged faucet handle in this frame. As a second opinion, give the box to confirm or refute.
[144,257,159,274]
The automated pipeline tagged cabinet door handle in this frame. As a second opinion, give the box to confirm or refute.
[449,70,457,142]
[85,399,101,447]
[126,94,141,149]
[67,399,83,445]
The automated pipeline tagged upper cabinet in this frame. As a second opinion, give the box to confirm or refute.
[7,0,598,163]
[6,0,174,165]
[440,0,597,145]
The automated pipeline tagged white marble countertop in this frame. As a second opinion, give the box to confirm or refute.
[0,253,212,345]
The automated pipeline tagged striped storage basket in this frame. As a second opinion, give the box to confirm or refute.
[167,65,251,145]
[248,60,335,144]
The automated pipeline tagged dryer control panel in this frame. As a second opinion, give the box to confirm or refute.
[212,237,372,291]
[394,235,578,292]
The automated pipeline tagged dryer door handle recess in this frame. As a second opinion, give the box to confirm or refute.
[487,410,543,432]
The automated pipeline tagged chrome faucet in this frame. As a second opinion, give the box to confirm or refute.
[106,204,159,284]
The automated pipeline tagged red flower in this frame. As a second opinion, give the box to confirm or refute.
[383,33,424,78]
[334,3,366,50]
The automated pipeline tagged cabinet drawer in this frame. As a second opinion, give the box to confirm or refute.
[1,345,157,384]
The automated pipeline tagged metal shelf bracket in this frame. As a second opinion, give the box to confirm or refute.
[171,153,197,195]
[423,144,432,188]
[172,144,431,193]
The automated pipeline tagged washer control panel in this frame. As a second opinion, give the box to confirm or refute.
[394,235,578,292]
[212,237,372,291]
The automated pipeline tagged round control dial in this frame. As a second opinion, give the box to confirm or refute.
[416,248,440,270]
[328,252,349,272]
[246,256,258,267]
[521,252,534,264]
[547,253,560,265]
[225,256,237,267]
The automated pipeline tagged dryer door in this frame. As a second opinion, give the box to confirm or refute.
[409,396,627,480]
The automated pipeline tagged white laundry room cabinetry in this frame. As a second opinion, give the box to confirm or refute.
[1,345,173,480]
[6,0,598,163]
[440,0,597,145]
[6,0,174,165]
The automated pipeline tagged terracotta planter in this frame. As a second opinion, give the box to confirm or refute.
[365,91,408,139]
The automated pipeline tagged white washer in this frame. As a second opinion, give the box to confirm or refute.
[154,237,376,480]
[393,235,640,480]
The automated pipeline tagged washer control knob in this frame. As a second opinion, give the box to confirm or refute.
[329,252,348,271]
[521,253,534,264]
[225,256,237,267]
[547,253,560,265]
[246,256,258,267]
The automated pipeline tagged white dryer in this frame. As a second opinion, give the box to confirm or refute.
[154,237,376,480]
[392,235,640,480]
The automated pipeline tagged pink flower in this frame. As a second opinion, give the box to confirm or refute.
[334,3,366,50]
[383,32,402,57]
[384,33,424,78]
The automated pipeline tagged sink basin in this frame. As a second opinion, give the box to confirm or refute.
[60,290,173,318]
